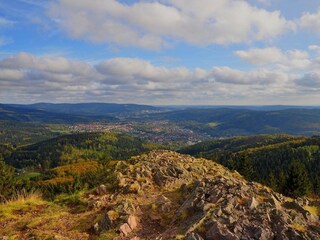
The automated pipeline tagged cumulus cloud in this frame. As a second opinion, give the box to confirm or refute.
[0,52,300,104]
[48,0,292,50]
[296,72,320,89]
[300,10,320,32]
[235,47,283,65]
[235,47,312,71]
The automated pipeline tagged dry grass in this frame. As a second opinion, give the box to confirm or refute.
[0,190,45,222]
[304,206,319,216]
[291,222,306,232]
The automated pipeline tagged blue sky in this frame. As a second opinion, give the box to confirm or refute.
[0,0,320,105]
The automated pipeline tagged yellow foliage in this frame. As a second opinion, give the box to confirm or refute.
[39,176,74,185]
[53,161,99,177]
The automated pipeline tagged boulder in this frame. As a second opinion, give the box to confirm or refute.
[119,223,132,236]
[247,197,259,210]
[271,195,282,210]
[96,184,107,195]
[206,222,239,240]
[186,232,204,240]
[127,215,138,230]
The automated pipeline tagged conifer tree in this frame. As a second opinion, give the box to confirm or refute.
[285,160,311,197]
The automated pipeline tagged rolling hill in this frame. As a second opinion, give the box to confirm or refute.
[5,132,155,169]
[152,108,320,136]
[0,104,115,123]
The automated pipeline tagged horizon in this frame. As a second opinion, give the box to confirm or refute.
[1,1,320,104]
[2,102,320,108]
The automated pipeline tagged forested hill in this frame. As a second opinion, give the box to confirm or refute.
[5,132,155,170]
[151,108,320,136]
[8,103,160,116]
[0,104,115,123]
[180,135,320,197]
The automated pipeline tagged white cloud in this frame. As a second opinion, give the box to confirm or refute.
[235,47,283,65]
[300,10,320,32]
[296,72,320,89]
[309,45,320,54]
[48,0,292,50]
[211,66,291,85]
[0,52,302,104]
[235,47,312,71]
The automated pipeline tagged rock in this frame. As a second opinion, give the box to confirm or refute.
[93,223,100,234]
[247,197,259,210]
[253,227,273,240]
[186,232,204,240]
[127,215,138,230]
[241,185,250,192]
[119,223,132,236]
[96,184,107,195]
[283,201,309,219]
[130,237,140,240]
[224,203,234,215]
[271,195,282,210]
[206,222,239,240]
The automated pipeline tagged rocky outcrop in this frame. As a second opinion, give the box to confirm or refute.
[89,150,320,239]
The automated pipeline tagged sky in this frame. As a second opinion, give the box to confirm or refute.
[0,0,320,105]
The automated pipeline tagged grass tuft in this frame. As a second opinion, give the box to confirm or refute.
[0,190,44,218]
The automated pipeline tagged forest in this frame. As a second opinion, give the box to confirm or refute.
[181,135,320,197]
[0,132,157,200]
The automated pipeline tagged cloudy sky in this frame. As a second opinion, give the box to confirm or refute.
[0,0,320,105]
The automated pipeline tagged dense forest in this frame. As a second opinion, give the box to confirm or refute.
[181,135,320,197]
[0,132,158,200]
[5,132,154,169]
[0,121,64,145]
[1,130,320,202]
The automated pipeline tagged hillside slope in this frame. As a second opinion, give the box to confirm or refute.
[0,104,115,123]
[152,108,320,136]
[180,135,320,197]
[6,132,153,169]
[1,151,319,239]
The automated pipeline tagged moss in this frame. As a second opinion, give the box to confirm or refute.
[97,230,119,239]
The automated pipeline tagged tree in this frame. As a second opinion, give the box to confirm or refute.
[239,155,254,180]
[285,160,311,197]
[0,159,16,201]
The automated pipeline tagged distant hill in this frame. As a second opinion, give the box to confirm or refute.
[0,104,115,123]
[0,121,63,146]
[151,108,320,136]
[10,102,160,116]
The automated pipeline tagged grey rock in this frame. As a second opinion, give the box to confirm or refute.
[247,197,259,210]
[186,232,204,240]
[206,222,239,240]
[119,223,132,236]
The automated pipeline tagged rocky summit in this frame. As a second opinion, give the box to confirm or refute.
[88,150,320,240]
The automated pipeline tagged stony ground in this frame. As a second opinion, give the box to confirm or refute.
[90,150,320,240]
[1,150,320,240]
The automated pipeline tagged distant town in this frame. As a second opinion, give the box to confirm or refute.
[69,120,211,145]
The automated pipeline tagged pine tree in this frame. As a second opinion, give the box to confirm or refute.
[239,155,254,180]
[0,159,16,201]
[285,160,311,197]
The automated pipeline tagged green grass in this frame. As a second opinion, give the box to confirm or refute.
[18,172,41,180]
